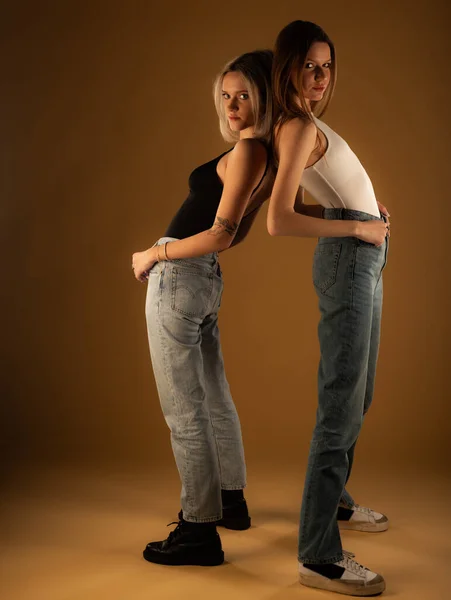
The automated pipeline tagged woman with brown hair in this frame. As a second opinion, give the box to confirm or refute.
[268,21,390,595]
[131,50,273,567]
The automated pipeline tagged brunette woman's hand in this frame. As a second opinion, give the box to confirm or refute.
[355,220,389,247]
[132,248,157,282]
[377,200,390,218]
[377,200,391,229]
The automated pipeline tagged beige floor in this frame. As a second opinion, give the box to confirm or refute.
[1,463,450,600]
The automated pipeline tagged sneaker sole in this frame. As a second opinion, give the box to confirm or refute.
[338,520,389,533]
[299,573,386,596]
[143,549,224,567]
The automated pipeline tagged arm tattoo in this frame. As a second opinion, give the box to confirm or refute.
[208,216,239,237]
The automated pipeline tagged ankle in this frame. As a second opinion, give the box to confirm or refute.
[181,519,217,536]
[221,488,244,505]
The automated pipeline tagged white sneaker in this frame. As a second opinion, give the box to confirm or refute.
[299,552,386,596]
[338,504,389,532]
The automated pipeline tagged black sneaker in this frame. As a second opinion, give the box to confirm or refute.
[143,520,224,566]
[178,499,251,531]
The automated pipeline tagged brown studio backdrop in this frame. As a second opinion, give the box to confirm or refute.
[1,0,449,477]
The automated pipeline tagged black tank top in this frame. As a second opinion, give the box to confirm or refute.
[165,146,268,240]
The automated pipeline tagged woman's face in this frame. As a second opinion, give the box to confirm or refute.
[222,71,255,133]
[296,41,332,105]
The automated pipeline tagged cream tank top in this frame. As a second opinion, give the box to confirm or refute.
[300,116,380,217]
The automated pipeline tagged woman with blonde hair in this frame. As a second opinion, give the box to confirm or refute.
[132,49,273,567]
[269,20,390,595]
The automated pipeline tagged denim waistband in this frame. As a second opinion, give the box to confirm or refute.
[323,208,383,222]
[154,237,220,274]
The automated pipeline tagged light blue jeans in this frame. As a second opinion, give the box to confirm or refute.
[299,209,389,564]
[145,238,247,523]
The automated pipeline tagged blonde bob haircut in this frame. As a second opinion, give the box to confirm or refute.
[213,49,273,145]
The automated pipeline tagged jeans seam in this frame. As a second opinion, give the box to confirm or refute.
[299,440,319,546]
[350,243,357,309]
[156,285,196,514]
[301,239,374,562]
[208,410,224,492]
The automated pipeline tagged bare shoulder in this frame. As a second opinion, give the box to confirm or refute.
[230,138,267,167]
[278,117,317,147]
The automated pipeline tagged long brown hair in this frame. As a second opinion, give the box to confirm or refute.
[272,20,337,127]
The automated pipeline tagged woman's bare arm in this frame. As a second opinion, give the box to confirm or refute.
[294,186,324,219]
[228,204,262,247]
[132,139,267,280]
[267,119,387,244]
[295,183,391,223]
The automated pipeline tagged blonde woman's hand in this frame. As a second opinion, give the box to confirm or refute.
[132,248,157,282]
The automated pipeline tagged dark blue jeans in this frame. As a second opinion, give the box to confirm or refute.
[299,209,389,564]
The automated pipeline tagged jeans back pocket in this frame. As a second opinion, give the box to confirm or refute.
[170,267,214,318]
[313,243,342,294]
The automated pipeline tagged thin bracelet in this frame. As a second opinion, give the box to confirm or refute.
[162,242,169,260]
[156,245,162,262]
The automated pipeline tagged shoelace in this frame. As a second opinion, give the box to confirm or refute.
[338,555,368,577]
[166,521,183,544]
[354,504,372,515]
